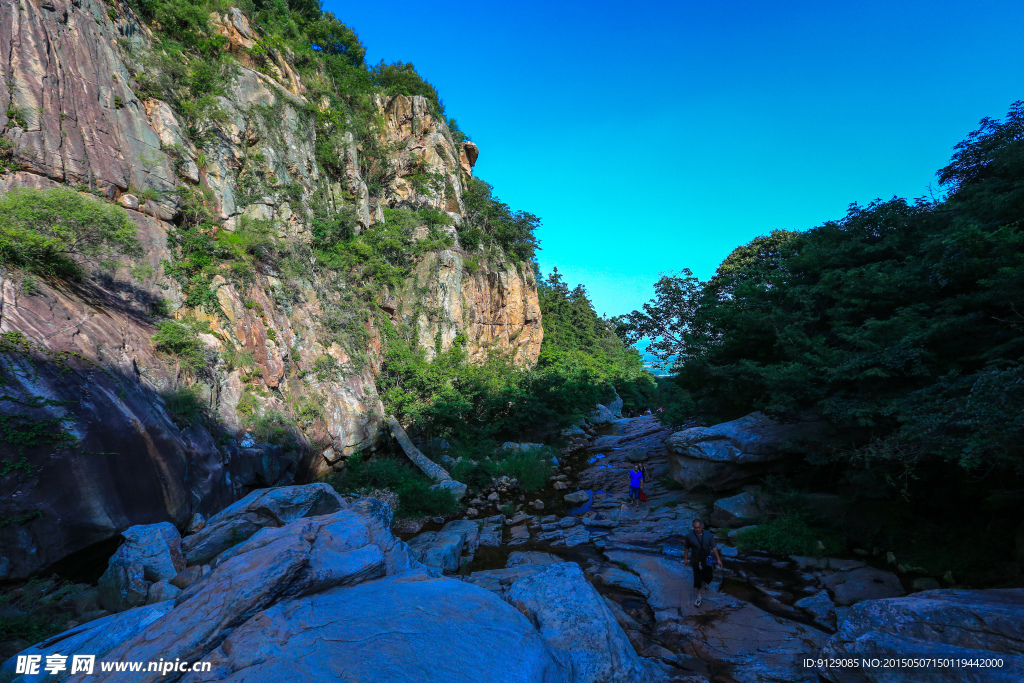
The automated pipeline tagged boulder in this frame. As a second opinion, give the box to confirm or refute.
[181,483,344,565]
[110,522,186,582]
[710,492,764,528]
[561,424,587,438]
[665,412,833,491]
[821,566,905,606]
[564,491,590,505]
[795,589,837,630]
[607,388,624,418]
[553,481,568,490]
[504,562,653,682]
[624,448,648,462]
[169,565,207,590]
[406,524,471,573]
[97,561,150,613]
[597,566,650,597]
[430,478,468,500]
[589,404,617,426]
[188,576,568,683]
[145,580,181,605]
[819,589,1024,682]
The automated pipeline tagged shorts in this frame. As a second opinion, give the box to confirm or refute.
[629,486,641,500]
[693,559,714,589]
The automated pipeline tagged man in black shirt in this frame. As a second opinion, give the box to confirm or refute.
[682,518,723,607]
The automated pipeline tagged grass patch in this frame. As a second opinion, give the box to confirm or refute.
[152,320,209,374]
[450,445,556,494]
[326,454,460,519]
[0,578,73,644]
[733,512,844,557]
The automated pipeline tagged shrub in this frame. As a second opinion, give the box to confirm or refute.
[163,386,205,426]
[152,320,209,374]
[733,513,844,557]
[326,454,460,519]
[0,578,72,644]
[0,187,140,278]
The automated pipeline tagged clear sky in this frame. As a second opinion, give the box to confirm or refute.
[322,0,1024,317]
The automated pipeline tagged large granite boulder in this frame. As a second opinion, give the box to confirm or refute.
[665,412,833,491]
[109,523,185,582]
[709,492,764,528]
[821,566,905,607]
[819,588,1024,682]
[181,484,344,565]
[406,521,475,573]
[504,562,653,683]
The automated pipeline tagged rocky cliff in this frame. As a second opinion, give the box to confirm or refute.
[0,0,541,579]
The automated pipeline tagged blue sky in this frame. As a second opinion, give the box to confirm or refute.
[323,0,1024,317]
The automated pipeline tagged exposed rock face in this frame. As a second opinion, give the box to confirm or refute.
[819,589,1024,682]
[1,490,591,683]
[665,412,833,491]
[0,2,542,577]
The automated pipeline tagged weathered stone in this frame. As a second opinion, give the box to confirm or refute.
[182,484,344,565]
[406,526,469,574]
[553,480,568,490]
[821,566,905,606]
[504,562,653,682]
[145,580,181,605]
[97,561,150,613]
[112,522,186,583]
[530,499,545,511]
[710,492,764,528]
[666,412,833,491]
[169,565,206,591]
[564,491,590,505]
[430,478,468,500]
[795,589,837,630]
[589,404,617,426]
[820,589,1024,682]
[186,513,206,534]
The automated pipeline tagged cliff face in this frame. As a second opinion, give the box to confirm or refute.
[0,0,541,579]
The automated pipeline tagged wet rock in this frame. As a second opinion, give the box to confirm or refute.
[564,491,590,505]
[795,589,837,630]
[821,566,905,606]
[665,412,834,491]
[507,513,532,525]
[710,492,764,528]
[478,521,502,547]
[504,562,653,682]
[181,484,344,565]
[145,580,181,605]
[820,589,1024,682]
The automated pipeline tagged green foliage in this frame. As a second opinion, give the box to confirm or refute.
[326,454,460,519]
[0,395,77,456]
[539,269,656,413]
[163,386,206,426]
[450,446,556,493]
[0,137,16,171]
[733,512,844,557]
[460,178,540,262]
[5,106,27,129]
[380,335,606,450]
[621,101,1024,476]
[0,188,140,279]
[152,320,209,374]
[370,61,445,117]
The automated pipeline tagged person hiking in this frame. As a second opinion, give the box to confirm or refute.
[628,465,644,508]
[682,518,723,607]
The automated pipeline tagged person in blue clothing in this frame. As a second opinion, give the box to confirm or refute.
[628,465,644,508]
